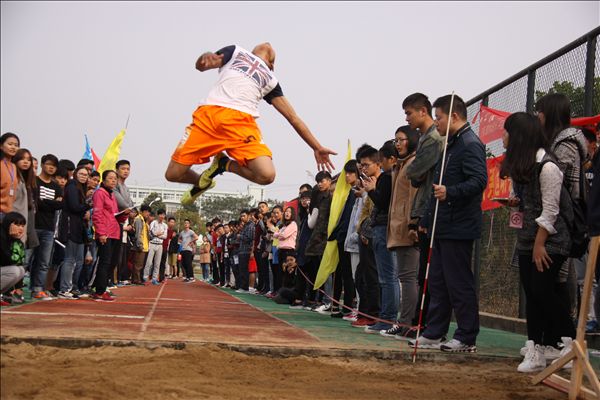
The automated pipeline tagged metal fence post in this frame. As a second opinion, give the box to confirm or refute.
[474,95,489,299]
[584,33,597,116]
[526,69,536,113]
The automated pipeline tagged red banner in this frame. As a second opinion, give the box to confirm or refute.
[482,154,511,211]
[571,114,600,127]
[479,106,511,145]
[476,105,599,212]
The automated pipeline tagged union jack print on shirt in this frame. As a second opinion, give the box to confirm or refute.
[230,52,273,88]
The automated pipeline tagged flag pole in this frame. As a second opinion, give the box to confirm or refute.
[412,91,455,363]
[125,114,131,130]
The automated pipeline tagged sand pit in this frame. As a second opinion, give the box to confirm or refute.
[1,343,565,400]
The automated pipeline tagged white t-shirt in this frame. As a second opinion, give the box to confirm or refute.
[203,45,282,118]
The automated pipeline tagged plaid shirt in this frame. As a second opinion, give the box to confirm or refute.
[238,221,256,255]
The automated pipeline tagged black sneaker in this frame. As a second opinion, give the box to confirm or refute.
[380,324,404,338]
[330,311,344,318]
[394,326,418,341]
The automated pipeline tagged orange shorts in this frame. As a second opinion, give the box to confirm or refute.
[171,105,272,167]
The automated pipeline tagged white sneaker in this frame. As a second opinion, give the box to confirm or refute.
[520,344,562,360]
[314,303,331,314]
[440,338,477,353]
[544,345,562,361]
[408,335,445,349]
[517,340,546,373]
[58,291,79,300]
[552,337,573,369]
[249,287,257,294]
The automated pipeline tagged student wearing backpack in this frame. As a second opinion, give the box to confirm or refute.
[535,93,589,321]
[500,112,576,373]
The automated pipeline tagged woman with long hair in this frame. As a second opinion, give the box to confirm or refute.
[0,133,20,221]
[9,149,39,303]
[274,206,298,289]
[13,149,39,248]
[57,166,92,299]
[535,93,588,334]
[500,112,575,373]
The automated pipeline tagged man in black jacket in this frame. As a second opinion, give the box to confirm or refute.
[410,95,487,353]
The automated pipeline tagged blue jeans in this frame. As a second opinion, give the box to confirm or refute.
[59,240,84,292]
[372,225,399,322]
[30,229,55,292]
[201,263,210,280]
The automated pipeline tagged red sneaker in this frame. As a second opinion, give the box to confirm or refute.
[92,292,115,302]
[0,299,10,306]
[351,317,375,328]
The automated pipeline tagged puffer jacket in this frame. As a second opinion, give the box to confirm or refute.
[92,185,128,240]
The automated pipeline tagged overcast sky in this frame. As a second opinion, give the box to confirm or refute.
[2,1,599,201]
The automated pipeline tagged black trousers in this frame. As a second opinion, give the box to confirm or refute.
[413,231,431,326]
[271,261,282,294]
[118,242,131,282]
[356,240,379,318]
[295,256,320,304]
[181,250,194,279]
[332,246,356,312]
[423,239,479,345]
[210,258,219,282]
[238,253,250,290]
[220,257,231,285]
[159,248,168,281]
[257,255,270,292]
[519,253,576,346]
[109,239,122,285]
[94,238,120,295]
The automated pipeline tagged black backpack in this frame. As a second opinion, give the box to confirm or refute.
[566,167,589,259]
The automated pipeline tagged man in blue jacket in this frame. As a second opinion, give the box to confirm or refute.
[410,95,487,353]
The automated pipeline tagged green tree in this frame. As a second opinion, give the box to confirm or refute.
[535,77,600,116]
[200,195,253,222]
[142,192,166,214]
[263,198,287,207]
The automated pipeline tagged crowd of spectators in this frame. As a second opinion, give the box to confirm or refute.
[1,92,598,374]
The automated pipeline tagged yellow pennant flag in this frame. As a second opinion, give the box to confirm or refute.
[97,130,126,178]
[314,140,352,289]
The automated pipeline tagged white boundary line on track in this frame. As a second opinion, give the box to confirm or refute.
[0,311,144,319]
[137,280,167,340]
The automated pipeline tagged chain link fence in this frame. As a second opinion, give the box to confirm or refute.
[467,27,599,318]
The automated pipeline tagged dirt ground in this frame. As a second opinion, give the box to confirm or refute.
[1,343,566,400]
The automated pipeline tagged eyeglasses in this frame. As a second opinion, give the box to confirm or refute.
[393,138,408,144]
[359,162,374,169]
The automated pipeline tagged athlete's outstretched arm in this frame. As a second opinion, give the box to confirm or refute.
[271,96,337,172]
[195,52,225,72]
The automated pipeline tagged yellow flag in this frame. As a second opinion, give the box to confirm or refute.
[97,130,126,178]
[314,140,352,289]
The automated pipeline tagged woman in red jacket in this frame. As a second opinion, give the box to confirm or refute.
[91,170,130,301]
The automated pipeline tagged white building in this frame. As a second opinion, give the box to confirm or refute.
[128,184,265,215]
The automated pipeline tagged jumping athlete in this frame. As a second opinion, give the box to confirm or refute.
[165,43,337,205]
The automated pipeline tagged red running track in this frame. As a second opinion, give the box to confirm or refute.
[0,279,319,347]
